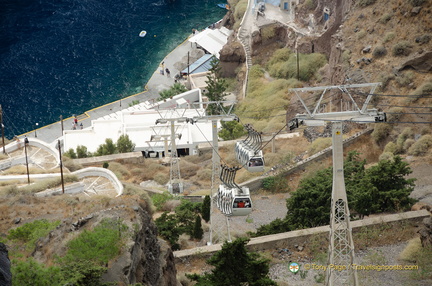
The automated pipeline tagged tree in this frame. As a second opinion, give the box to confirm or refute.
[205,56,228,115]
[95,138,117,156]
[64,148,77,159]
[158,82,188,100]
[187,238,277,286]
[252,152,417,237]
[155,212,182,250]
[218,121,246,141]
[76,145,90,158]
[201,195,211,222]
[193,215,203,240]
[116,134,135,153]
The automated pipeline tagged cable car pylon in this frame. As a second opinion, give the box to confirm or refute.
[289,83,385,286]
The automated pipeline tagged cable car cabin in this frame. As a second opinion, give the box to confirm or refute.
[235,142,265,172]
[216,184,252,216]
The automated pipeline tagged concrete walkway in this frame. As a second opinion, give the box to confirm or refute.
[19,36,204,146]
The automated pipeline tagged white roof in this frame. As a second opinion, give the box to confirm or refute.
[63,89,218,153]
[188,27,233,58]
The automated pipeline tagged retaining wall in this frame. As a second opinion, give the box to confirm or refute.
[174,209,430,261]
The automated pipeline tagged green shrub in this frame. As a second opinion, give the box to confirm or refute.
[357,29,367,40]
[378,73,394,91]
[151,192,174,211]
[372,46,387,58]
[8,219,61,249]
[396,71,414,87]
[409,0,427,6]
[103,162,109,168]
[262,175,289,193]
[397,127,414,147]
[404,138,415,152]
[384,142,398,154]
[379,151,394,161]
[386,107,403,122]
[65,218,127,265]
[116,134,136,153]
[76,145,89,158]
[158,83,188,100]
[154,172,169,185]
[12,258,63,286]
[193,215,203,240]
[411,81,432,100]
[416,34,431,45]
[358,0,377,7]
[408,135,432,156]
[371,124,392,143]
[383,32,395,43]
[392,41,412,57]
[108,161,130,179]
[64,148,77,159]
[95,138,117,156]
[379,13,393,24]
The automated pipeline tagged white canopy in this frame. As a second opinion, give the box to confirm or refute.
[188,27,233,58]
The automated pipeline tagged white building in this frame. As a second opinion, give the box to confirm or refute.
[63,89,221,157]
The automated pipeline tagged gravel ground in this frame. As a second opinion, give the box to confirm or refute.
[267,242,432,286]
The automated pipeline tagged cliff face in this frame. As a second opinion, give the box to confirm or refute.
[0,243,12,286]
[102,203,178,286]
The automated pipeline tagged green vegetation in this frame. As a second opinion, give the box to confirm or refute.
[252,152,416,237]
[392,41,412,57]
[155,199,203,250]
[202,195,211,222]
[8,219,61,249]
[372,46,387,58]
[218,120,247,140]
[205,56,228,115]
[158,82,188,100]
[64,218,126,265]
[187,238,277,286]
[267,52,327,82]
[371,123,392,143]
[64,135,136,159]
[193,215,204,240]
[408,134,432,156]
[10,218,127,285]
[358,0,377,7]
[262,174,289,193]
[383,32,396,43]
[151,191,174,211]
[116,134,136,153]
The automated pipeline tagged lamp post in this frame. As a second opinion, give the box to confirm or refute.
[57,140,65,194]
[24,136,30,184]
[35,122,39,137]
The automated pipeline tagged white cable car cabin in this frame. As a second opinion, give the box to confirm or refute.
[235,142,265,172]
[216,184,252,216]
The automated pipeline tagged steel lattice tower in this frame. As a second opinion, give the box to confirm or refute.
[290,83,385,286]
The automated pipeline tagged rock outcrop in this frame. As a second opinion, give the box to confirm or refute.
[0,243,12,286]
[101,203,178,286]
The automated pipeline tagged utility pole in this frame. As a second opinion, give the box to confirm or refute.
[0,105,5,154]
[60,115,64,135]
[57,140,65,194]
[24,136,30,184]
[290,83,384,286]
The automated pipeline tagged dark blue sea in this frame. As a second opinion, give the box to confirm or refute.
[0,0,226,138]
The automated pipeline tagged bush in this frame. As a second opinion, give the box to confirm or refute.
[383,142,398,154]
[262,175,289,193]
[416,34,431,45]
[392,41,412,57]
[409,0,427,6]
[379,151,394,161]
[154,172,169,185]
[403,138,415,152]
[383,32,395,43]
[408,135,432,156]
[371,124,392,143]
[372,46,387,58]
[65,218,127,265]
[386,107,403,122]
[358,0,377,7]
[95,138,117,156]
[411,81,432,100]
[12,259,63,286]
[379,13,393,24]
[8,219,61,250]
[64,148,77,159]
[76,145,89,158]
[108,161,130,180]
[396,71,414,87]
[151,192,174,211]
[117,134,135,153]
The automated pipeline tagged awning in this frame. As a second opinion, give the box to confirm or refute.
[188,27,233,58]
[181,54,213,75]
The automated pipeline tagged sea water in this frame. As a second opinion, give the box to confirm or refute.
[0,0,226,138]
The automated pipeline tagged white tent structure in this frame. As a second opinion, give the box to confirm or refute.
[188,27,233,58]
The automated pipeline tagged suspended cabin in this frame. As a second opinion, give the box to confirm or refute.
[216,184,252,216]
[235,141,265,172]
